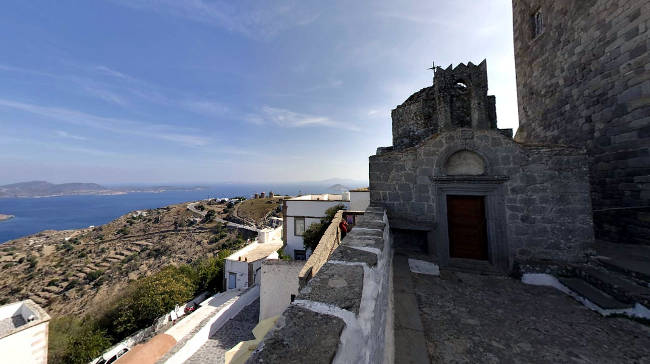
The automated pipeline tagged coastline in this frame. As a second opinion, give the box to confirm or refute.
[0,187,207,199]
[0,214,14,222]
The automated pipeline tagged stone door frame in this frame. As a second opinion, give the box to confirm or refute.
[432,178,510,272]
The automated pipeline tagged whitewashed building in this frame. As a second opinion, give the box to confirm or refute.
[224,227,283,291]
[0,300,50,364]
[348,188,370,212]
[259,259,305,322]
[281,194,351,260]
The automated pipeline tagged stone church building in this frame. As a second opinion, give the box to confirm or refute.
[369,61,594,271]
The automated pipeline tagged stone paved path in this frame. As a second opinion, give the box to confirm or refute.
[412,269,650,363]
[185,299,259,364]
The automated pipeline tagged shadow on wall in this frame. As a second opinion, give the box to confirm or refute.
[392,228,428,255]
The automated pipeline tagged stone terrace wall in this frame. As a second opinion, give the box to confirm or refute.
[298,211,344,288]
[248,206,393,364]
[512,0,650,244]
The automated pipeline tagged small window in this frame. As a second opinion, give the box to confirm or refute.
[531,9,544,38]
[294,217,305,236]
[294,250,306,260]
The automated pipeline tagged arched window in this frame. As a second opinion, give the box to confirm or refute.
[444,150,486,176]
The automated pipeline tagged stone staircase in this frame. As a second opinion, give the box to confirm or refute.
[553,243,650,315]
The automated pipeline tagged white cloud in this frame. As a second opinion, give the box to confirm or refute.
[109,0,320,40]
[182,100,230,117]
[0,98,211,148]
[256,106,360,131]
[93,65,132,80]
[84,87,127,106]
[56,130,87,141]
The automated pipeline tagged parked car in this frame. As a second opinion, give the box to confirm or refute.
[184,301,197,315]
[93,345,129,364]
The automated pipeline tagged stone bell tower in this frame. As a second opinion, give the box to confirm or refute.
[433,60,497,132]
[391,60,500,149]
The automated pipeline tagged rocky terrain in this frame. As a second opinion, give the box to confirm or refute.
[0,201,246,317]
[232,197,283,227]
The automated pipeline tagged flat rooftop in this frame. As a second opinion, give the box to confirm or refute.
[227,240,283,262]
[288,194,347,201]
[0,315,26,337]
[0,300,50,339]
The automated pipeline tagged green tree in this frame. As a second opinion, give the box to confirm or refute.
[202,209,216,223]
[99,266,197,340]
[48,316,111,364]
[302,204,345,251]
[192,249,232,293]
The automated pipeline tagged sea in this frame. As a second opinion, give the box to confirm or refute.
[0,183,352,244]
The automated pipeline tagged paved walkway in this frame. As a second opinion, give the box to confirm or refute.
[185,299,259,364]
[410,268,650,363]
[392,252,431,364]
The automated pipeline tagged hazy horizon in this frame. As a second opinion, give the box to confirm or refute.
[1,1,517,184]
[0,177,369,187]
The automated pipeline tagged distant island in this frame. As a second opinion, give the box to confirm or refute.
[0,214,13,222]
[0,181,207,198]
[328,183,351,192]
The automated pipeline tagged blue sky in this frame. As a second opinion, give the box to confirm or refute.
[0,0,517,185]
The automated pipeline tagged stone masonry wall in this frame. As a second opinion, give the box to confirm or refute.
[392,86,438,148]
[512,0,650,244]
[370,128,594,263]
[249,206,392,364]
[298,211,344,288]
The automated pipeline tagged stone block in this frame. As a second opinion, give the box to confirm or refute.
[329,246,378,267]
[343,233,385,252]
[354,219,386,231]
[298,263,364,314]
[248,305,345,364]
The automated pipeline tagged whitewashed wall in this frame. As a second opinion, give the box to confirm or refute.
[259,260,305,321]
[349,191,370,211]
[0,301,49,364]
[225,259,250,290]
[259,226,282,244]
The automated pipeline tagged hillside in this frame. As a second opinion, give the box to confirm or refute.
[234,197,283,226]
[0,201,248,317]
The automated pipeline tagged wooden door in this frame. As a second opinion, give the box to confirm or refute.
[447,195,488,260]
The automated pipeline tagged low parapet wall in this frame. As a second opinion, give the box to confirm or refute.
[249,206,393,363]
[298,210,344,288]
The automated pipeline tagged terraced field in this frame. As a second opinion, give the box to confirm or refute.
[0,202,244,317]
[233,197,283,226]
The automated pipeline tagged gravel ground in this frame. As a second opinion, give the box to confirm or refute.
[412,270,650,363]
[185,298,260,364]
